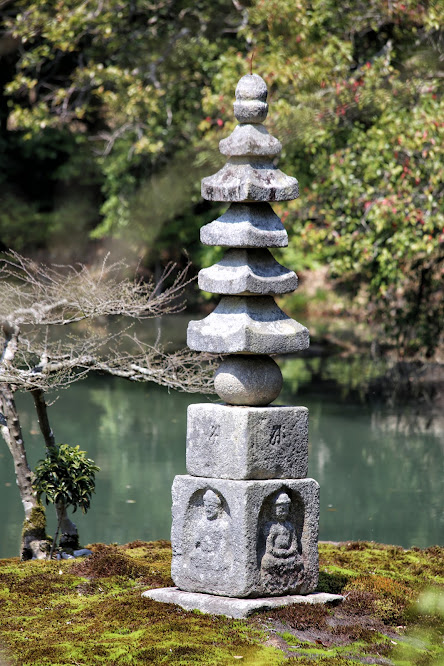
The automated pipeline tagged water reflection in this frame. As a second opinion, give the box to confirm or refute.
[1,371,442,558]
[301,399,443,549]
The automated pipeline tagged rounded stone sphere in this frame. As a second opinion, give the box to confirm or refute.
[234,74,268,124]
[235,74,268,101]
[214,355,283,406]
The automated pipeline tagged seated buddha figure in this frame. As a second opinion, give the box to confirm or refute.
[260,491,304,593]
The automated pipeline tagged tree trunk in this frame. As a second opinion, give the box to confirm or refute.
[31,388,79,551]
[0,383,48,559]
[154,260,163,343]
[55,502,80,550]
[49,513,63,560]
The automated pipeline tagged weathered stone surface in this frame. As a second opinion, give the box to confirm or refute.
[201,158,299,202]
[187,296,309,354]
[219,124,281,157]
[142,588,344,619]
[235,75,268,103]
[73,549,93,558]
[198,248,298,296]
[201,203,288,248]
[201,73,299,203]
[213,355,283,405]
[233,74,268,124]
[171,476,319,597]
[151,72,320,614]
[186,403,308,479]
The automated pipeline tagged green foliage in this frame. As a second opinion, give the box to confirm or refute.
[1,0,241,251]
[33,444,99,515]
[197,0,444,357]
[1,0,443,354]
[0,126,101,252]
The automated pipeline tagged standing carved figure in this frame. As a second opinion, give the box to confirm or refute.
[189,489,231,582]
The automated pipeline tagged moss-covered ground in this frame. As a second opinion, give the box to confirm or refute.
[0,540,442,665]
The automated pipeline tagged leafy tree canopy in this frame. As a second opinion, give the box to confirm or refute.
[1,0,243,251]
[34,444,99,515]
[1,0,443,355]
[198,0,444,357]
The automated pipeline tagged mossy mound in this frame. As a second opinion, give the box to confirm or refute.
[70,541,174,588]
[0,540,442,665]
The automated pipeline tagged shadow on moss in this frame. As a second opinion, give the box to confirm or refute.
[317,571,350,594]
[71,542,174,588]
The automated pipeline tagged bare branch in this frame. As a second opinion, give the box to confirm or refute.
[0,252,215,396]
[0,252,193,327]
[0,343,216,394]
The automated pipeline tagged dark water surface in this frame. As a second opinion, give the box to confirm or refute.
[1,370,443,558]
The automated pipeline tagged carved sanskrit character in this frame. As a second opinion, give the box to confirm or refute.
[189,489,230,579]
[261,492,304,593]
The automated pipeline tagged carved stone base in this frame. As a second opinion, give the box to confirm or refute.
[142,587,343,619]
[171,476,319,598]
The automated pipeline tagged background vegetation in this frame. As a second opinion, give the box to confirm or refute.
[0,0,443,357]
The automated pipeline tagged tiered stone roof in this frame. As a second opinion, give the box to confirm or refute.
[188,73,309,382]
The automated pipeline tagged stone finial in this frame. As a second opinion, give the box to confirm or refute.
[190,73,308,362]
[219,125,281,158]
[233,74,268,124]
[201,73,298,203]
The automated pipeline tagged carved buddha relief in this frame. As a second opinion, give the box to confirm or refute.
[258,490,304,594]
[186,488,233,583]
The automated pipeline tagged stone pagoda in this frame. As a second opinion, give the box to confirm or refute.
[144,74,341,617]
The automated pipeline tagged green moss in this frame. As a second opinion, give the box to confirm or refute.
[286,655,357,666]
[0,542,285,665]
[21,503,47,541]
[0,541,443,665]
[319,542,444,586]
[316,570,350,594]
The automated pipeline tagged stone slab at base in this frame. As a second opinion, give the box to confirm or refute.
[142,587,343,619]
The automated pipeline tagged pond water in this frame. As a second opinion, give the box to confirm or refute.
[1,362,443,558]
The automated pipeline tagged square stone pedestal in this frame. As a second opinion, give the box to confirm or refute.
[186,403,308,479]
[171,475,319,598]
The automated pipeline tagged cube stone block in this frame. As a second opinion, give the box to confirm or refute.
[186,403,308,480]
[171,475,319,598]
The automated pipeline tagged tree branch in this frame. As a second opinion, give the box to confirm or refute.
[30,388,56,451]
[0,252,193,326]
[0,252,216,396]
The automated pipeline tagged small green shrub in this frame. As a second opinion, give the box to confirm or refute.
[33,444,99,556]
